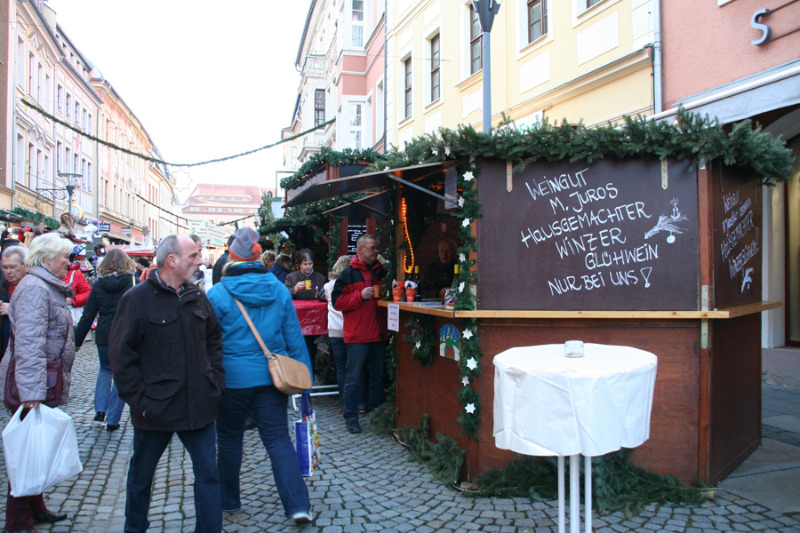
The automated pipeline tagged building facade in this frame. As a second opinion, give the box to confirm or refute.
[387,0,656,147]
[659,0,800,385]
[283,0,387,174]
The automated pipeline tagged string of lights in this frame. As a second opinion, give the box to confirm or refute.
[21,98,335,168]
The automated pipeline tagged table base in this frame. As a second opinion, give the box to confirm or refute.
[557,455,592,533]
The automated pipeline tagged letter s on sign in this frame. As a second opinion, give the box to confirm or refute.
[751,8,771,46]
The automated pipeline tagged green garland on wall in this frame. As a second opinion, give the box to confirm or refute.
[325,215,343,269]
[402,314,436,367]
[456,318,483,438]
[280,146,386,191]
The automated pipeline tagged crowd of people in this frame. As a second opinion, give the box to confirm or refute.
[0,223,456,532]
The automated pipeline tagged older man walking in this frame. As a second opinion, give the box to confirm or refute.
[109,234,225,533]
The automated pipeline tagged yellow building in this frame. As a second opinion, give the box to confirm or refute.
[388,0,656,146]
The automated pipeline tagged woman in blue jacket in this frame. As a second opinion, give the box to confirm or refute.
[207,227,313,525]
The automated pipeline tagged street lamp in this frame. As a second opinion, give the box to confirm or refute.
[57,172,83,216]
[472,0,502,133]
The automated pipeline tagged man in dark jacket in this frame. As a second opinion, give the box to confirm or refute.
[109,234,225,533]
[212,234,235,285]
[0,246,27,361]
[332,233,386,434]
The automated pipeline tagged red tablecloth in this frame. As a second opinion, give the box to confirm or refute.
[293,300,328,336]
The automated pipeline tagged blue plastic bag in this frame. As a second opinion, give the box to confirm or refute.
[294,394,320,476]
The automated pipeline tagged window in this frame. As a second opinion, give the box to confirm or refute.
[16,39,25,88]
[88,114,93,135]
[87,162,93,192]
[430,35,440,103]
[403,57,412,119]
[82,110,88,132]
[66,94,72,120]
[528,0,547,43]
[65,147,72,172]
[37,63,43,103]
[314,89,325,127]
[28,53,35,95]
[349,103,363,150]
[352,0,364,47]
[56,141,63,172]
[74,102,80,124]
[587,0,602,7]
[57,86,63,111]
[470,5,483,75]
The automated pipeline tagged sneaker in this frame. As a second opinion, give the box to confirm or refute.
[93,412,106,424]
[291,511,313,524]
[346,420,362,434]
[106,424,120,432]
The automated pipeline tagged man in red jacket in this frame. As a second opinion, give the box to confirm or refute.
[332,234,386,434]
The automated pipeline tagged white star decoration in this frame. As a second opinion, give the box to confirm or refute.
[461,376,470,387]
[463,171,474,181]
[432,148,439,156]
[458,197,465,207]
[459,253,466,263]
[445,146,451,156]
[415,340,421,350]
[465,403,476,414]
[466,357,478,370]
[463,329,473,340]
[458,282,465,293]
[462,218,471,228]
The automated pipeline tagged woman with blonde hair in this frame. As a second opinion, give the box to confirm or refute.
[1,231,74,531]
[75,248,136,432]
[259,250,277,270]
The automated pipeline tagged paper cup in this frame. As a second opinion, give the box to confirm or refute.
[405,286,416,303]
[372,284,381,299]
[392,287,403,302]
[304,279,312,290]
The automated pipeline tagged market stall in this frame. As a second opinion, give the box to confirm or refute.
[280,113,791,484]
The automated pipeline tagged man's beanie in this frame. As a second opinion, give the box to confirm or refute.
[228,227,260,262]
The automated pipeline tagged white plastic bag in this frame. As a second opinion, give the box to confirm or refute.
[2,405,83,497]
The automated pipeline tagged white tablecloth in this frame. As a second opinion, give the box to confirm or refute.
[493,343,657,457]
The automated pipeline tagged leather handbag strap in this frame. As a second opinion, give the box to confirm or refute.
[232,298,273,360]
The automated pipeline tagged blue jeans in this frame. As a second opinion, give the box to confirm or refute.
[215,386,310,517]
[330,337,347,406]
[124,425,221,533]
[95,345,125,425]
[343,342,385,421]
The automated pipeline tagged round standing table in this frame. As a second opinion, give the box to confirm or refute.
[493,343,657,533]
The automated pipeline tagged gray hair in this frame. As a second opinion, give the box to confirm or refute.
[25,232,73,268]
[155,235,181,267]
[1,245,27,264]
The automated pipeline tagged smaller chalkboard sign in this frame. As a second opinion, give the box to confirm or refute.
[347,218,367,256]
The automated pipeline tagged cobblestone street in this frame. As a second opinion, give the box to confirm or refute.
[0,339,798,532]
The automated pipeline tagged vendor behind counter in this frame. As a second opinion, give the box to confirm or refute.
[419,238,457,299]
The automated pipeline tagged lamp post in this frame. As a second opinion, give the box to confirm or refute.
[57,172,83,216]
[472,0,502,133]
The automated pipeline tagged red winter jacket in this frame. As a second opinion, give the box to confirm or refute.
[63,263,92,307]
[331,257,386,344]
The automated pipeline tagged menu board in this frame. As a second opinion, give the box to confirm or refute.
[478,158,699,311]
[712,166,762,309]
[347,218,367,256]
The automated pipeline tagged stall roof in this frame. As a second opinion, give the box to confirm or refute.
[283,161,460,208]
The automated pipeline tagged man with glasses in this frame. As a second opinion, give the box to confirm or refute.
[331,234,387,434]
[0,246,28,361]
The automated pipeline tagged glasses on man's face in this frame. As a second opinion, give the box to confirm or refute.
[359,245,378,252]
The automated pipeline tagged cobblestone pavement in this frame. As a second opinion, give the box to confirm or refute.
[0,340,798,532]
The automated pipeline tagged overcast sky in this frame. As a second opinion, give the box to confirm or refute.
[45,0,311,200]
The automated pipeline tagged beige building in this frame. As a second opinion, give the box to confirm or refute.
[388,0,656,146]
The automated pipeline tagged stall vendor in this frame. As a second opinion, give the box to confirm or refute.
[286,248,326,300]
[419,238,457,299]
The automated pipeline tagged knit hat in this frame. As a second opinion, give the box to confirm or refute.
[228,227,260,262]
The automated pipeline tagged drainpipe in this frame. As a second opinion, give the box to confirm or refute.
[653,0,663,114]
[382,0,388,153]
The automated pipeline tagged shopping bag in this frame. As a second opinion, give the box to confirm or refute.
[2,405,83,497]
[294,394,320,476]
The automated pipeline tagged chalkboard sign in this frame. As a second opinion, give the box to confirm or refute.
[712,165,761,309]
[347,218,367,256]
[478,158,699,311]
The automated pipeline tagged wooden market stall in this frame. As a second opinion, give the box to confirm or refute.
[282,116,790,485]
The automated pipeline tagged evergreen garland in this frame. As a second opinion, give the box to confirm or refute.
[402,314,436,367]
[424,434,465,484]
[11,207,59,230]
[456,319,483,438]
[280,146,386,191]
[325,215,343,269]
